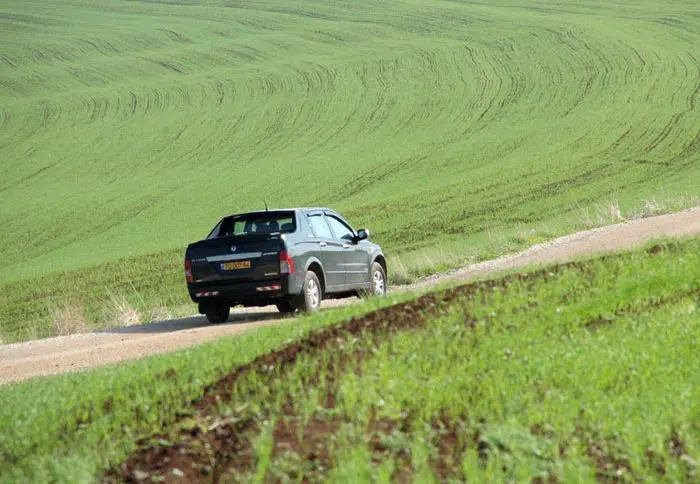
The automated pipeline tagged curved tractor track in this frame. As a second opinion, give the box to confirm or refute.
[0,0,699,282]
[1,207,699,386]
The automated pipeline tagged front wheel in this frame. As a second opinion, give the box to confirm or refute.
[299,271,323,312]
[357,262,387,299]
[204,305,230,324]
[369,262,387,296]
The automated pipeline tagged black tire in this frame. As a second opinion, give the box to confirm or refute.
[275,300,297,314]
[368,262,387,297]
[204,305,230,324]
[299,270,323,312]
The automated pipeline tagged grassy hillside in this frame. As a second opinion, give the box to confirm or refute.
[1,0,699,339]
[1,237,698,482]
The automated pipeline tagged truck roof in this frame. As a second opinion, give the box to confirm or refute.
[270,207,332,212]
[224,207,336,216]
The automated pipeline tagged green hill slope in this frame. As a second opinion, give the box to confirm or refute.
[2,237,699,481]
[1,0,699,338]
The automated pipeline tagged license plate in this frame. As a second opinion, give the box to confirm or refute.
[221,260,251,271]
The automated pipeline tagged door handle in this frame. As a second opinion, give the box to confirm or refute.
[319,241,327,247]
[343,244,351,249]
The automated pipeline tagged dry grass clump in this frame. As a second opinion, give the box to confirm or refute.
[119,307,141,327]
[50,300,88,336]
[104,291,142,327]
[609,200,623,221]
[148,304,173,323]
[580,195,700,229]
[578,199,625,227]
[388,257,412,285]
[627,194,700,219]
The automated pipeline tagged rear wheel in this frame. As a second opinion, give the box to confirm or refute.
[299,270,322,312]
[275,300,297,314]
[204,304,230,324]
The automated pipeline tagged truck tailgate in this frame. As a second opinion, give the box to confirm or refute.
[187,234,283,285]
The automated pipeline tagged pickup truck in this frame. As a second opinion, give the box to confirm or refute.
[184,208,387,323]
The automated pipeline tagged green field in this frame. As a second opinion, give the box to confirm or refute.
[1,238,699,482]
[1,0,699,338]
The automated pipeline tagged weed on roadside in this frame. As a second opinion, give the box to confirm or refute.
[49,300,88,336]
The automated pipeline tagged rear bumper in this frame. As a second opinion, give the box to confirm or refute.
[187,276,297,307]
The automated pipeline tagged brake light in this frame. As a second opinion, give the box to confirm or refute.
[184,259,194,283]
[279,250,295,275]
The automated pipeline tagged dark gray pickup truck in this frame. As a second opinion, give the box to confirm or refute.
[184,208,387,323]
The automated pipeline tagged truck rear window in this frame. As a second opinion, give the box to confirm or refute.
[208,212,296,238]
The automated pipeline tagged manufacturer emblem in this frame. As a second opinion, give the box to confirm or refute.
[230,245,237,252]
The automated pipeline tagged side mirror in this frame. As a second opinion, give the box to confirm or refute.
[356,229,370,241]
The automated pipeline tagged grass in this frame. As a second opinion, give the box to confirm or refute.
[0,294,416,483]
[1,0,699,341]
[336,281,698,480]
[1,236,699,482]
[123,237,700,482]
[48,299,87,336]
[0,248,191,342]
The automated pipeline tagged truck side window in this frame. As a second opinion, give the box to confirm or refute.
[308,215,333,239]
[326,216,355,241]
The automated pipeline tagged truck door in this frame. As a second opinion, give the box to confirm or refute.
[307,213,345,290]
[325,213,369,287]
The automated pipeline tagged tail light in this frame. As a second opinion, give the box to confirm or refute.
[279,250,295,275]
[184,259,194,283]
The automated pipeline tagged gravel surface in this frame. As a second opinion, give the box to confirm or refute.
[2,207,699,385]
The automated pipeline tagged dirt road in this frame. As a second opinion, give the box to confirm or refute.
[2,207,699,385]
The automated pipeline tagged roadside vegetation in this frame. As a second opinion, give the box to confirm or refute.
[1,0,699,341]
[1,237,699,482]
[2,198,699,344]
[0,248,191,342]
